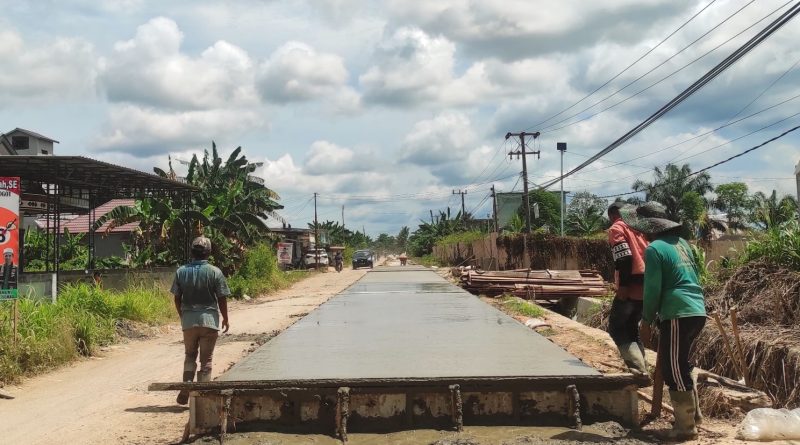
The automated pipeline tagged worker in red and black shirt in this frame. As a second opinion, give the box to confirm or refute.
[607,202,649,375]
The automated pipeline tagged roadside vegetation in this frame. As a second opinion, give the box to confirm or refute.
[498,295,545,318]
[0,284,174,383]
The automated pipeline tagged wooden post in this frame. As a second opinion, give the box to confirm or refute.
[730,308,752,387]
[651,346,664,418]
[13,299,18,349]
[711,312,744,381]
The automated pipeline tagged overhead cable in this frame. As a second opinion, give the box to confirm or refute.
[538,1,800,191]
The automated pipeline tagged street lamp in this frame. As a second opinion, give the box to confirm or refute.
[557,142,567,236]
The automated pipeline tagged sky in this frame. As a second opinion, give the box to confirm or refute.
[1,0,799,236]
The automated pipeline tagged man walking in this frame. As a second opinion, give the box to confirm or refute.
[607,202,649,375]
[171,236,231,405]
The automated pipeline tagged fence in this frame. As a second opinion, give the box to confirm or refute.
[18,267,175,301]
[433,233,747,280]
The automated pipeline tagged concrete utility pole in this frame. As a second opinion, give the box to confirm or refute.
[795,160,800,220]
[557,142,567,236]
[505,131,540,234]
[453,189,467,218]
[314,192,319,271]
[491,185,499,233]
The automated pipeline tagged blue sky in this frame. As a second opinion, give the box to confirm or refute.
[1,0,798,236]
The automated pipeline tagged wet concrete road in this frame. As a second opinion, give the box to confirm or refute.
[221,266,599,381]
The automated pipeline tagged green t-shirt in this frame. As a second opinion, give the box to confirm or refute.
[171,260,231,331]
[642,236,706,324]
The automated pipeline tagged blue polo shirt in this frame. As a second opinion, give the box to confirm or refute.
[170,260,231,331]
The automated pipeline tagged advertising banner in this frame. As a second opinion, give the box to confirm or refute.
[0,177,20,300]
[277,242,293,265]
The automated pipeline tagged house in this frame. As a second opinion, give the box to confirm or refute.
[57,199,138,258]
[1,128,59,156]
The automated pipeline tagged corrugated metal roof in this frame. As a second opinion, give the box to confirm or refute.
[59,199,139,234]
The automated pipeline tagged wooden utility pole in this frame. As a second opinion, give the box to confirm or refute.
[314,192,319,271]
[452,189,467,218]
[505,131,540,233]
[491,185,499,233]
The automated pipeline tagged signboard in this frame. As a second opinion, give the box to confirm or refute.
[0,177,20,300]
[277,242,293,265]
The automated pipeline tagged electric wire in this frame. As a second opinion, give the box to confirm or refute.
[537,1,800,191]
[593,123,800,199]
[539,0,791,135]
[526,0,721,131]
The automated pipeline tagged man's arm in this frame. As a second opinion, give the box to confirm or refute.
[170,272,182,318]
[219,297,229,333]
[216,271,232,333]
[642,247,663,325]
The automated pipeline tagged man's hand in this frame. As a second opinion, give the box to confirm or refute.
[639,322,653,349]
[222,318,230,333]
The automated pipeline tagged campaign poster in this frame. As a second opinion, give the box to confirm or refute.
[0,177,20,300]
[277,242,293,265]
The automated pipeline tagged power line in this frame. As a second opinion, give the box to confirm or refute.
[527,0,722,131]
[539,0,789,135]
[538,1,800,191]
[594,124,800,199]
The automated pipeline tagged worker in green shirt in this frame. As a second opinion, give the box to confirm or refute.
[622,201,706,441]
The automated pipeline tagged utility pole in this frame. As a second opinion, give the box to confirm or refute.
[505,131,540,234]
[430,209,435,224]
[341,205,345,232]
[491,185,499,233]
[557,142,567,236]
[313,192,319,271]
[452,189,467,218]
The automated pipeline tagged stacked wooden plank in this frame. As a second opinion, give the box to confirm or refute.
[459,269,610,300]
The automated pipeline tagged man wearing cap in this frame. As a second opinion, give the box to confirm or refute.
[622,202,706,440]
[1,247,17,291]
[171,236,231,405]
[606,202,649,376]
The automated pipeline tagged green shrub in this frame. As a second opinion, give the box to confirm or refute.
[0,283,175,383]
[740,221,800,271]
[499,295,545,318]
[434,231,485,248]
[228,243,309,298]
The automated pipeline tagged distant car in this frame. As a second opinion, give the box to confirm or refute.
[352,250,375,269]
[304,249,329,267]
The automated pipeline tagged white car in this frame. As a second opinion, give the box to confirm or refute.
[304,249,329,267]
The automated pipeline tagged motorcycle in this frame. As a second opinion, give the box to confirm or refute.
[334,255,343,273]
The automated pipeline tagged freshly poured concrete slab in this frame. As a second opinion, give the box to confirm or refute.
[221,268,599,381]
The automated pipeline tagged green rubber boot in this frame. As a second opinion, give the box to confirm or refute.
[618,342,648,375]
[666,390,698,441]
[176,371,195,405]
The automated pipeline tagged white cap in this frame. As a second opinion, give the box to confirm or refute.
[3,248,12,255]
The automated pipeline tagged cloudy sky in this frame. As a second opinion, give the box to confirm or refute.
[1,0,798,236]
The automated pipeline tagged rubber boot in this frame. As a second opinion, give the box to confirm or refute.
[176,371,194,405]
[618,342,648,376]
[196,370,212,383]
[666,390,698,441]
[691,370,703,425]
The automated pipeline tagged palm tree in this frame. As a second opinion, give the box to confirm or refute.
[631,163,712,222]
[751,190,799,230]
[567,206,607,237]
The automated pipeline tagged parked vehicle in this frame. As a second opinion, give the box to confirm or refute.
[304,249,329,267]
[352,250,375,269]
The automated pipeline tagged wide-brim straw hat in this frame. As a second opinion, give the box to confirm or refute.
[620,201,682,235]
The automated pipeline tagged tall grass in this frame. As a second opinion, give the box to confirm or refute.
[0,283,174,383]
[228,243,309,298]
[739,221,800,271]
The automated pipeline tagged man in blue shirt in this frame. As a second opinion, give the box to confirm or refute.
[171,236,231,405]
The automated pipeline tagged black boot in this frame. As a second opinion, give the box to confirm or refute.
[176,371,195,405]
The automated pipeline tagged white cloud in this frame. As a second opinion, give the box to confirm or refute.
[93,104,263,155]
[99,17,258,110]
[257,41,359,109]
[303,140,377,175]
[0,29,96,105]
[400,112,477,166]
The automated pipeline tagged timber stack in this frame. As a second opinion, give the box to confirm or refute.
[457,268,610,300]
